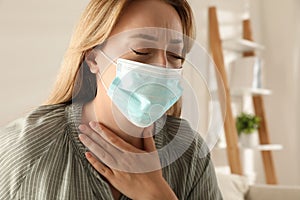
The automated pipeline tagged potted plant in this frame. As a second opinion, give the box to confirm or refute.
[236,112,261,147]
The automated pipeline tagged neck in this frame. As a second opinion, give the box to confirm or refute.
[81,98,144,150]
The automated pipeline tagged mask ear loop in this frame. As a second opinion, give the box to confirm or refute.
[97,50,117,92]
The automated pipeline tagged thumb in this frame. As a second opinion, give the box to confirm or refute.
[142,125,156,152]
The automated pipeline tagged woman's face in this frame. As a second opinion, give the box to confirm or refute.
[95,0,184,89]
[86,0,184,131]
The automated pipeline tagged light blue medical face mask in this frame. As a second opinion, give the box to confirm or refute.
[99,58,183,128]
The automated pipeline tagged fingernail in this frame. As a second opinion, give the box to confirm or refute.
[78,134,85,141]
[85,152,92,158]
[89,121,97,128]
[78,125,86,131]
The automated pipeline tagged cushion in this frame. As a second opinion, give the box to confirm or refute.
[216,172,249,200]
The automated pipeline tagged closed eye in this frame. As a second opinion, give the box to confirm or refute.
[167,52,185,61]
[130,48,150,55]
[172,54,185,60]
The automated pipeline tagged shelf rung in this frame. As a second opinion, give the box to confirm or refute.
[223,39,265,52]
[255,144,283,151]
[230,88,272,96]
[215,144,283,151]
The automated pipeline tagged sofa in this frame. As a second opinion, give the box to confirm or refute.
[216,172,300,200]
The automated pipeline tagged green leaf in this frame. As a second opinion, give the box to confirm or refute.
[235,112,261,135]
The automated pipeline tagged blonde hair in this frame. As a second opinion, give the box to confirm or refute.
[46,0,195,117]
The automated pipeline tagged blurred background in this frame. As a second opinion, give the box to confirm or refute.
[0,0,299,191]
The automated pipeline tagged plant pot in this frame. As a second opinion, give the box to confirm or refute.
[239,132,259,148]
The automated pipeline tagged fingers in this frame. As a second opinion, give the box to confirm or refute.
[79,133,116,166]
[80,122,156,153]
[79,123,123,154]
[142,125,157,152]
[90,122,143,153]
[79,122,162,173]
[85,152,114,179]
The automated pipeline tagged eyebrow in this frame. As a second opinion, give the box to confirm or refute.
[169,38,183,44]
[130,34,158,41]
[130,34,183,44]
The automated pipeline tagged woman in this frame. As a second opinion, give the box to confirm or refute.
[0,0,222,199]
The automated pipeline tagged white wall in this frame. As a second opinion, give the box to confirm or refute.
[0,0,89,126]
[255,0,300,185]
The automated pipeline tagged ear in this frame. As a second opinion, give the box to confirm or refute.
[85,49,99,74]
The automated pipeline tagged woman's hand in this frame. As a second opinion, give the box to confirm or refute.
[78,121,178,200]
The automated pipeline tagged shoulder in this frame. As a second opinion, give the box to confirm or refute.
[0,103,68,146]
[0,103,69,157]
[0,103,69,198]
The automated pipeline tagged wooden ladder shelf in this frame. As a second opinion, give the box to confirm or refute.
[208,7,243,175]
[208,7,278,184]
[243,19,278,184]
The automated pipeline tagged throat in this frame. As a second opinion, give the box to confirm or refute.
[82,100,145,150]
